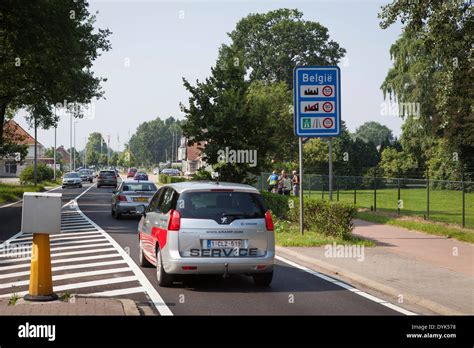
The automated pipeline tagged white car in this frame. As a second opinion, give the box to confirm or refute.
[62,172,82,188]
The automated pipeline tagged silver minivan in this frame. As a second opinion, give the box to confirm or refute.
[137,181,275,287]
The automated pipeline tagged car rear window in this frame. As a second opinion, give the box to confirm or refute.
[122,183,156,192]
[100,171,115,175]
[176,191,266,220]
[64,173,79,178]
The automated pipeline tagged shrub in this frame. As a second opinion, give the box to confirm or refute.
[158,174,188,184]
[260,191,291,219]
[19,164,54,184]
[288,199,357,239]
[261,191,357,239]
[190,168,212,181]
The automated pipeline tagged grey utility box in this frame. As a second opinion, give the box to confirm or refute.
[21,192,62,235]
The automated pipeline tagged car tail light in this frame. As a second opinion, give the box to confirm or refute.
[118,195,127,202]
[265,211,274,231]
[168,209,181,231]
[182,266,197,271]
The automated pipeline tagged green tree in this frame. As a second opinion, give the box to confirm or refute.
[229,8,346,86]
[354,121,394,147]
[379,0,473,177]
[109,152,119,166]
[128,117,182,166]
[85,132,107,166]
[379,147,418,178]
[0,0,111,152]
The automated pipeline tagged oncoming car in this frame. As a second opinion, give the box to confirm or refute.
[137,181,275,287]
[111,180,157,218]
[62,172,82,188]
[78,169,93,183]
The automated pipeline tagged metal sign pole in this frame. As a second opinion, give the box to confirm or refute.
[299,137,304,235]
[328,137,333,201]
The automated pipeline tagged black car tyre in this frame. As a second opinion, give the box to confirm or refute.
[156,247,173,287]
[253,271,273,286]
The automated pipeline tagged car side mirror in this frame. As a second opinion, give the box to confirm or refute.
[136,205,146,216]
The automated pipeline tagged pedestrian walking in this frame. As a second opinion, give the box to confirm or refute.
[267,171,279,193]
[292,170,300,196]
[280,171,292,196]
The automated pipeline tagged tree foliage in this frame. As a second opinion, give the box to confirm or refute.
[0,0,111,148]
[354,121,394,147]
[379,0,474,177]
[229,8,346,86]
[129,117,182,166]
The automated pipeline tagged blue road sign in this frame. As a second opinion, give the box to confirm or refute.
[293,66,341,137]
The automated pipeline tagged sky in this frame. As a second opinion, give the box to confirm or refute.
[15,0,404,151]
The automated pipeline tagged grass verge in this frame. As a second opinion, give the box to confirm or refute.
[0,183,45,204]
[357,210,474,244]
[274,218,375,247]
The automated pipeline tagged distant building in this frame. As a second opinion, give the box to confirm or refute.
[0,120,53,177]
[178,137,210,176]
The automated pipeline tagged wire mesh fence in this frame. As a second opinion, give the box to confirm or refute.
[256,173,473,229]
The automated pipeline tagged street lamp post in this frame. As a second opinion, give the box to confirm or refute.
[73,121,78,171]
[69,113,72,172]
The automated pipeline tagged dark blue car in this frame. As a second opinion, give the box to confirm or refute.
[134,172,148,181]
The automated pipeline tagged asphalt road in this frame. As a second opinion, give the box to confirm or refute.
[0,180,404,315]
[76,182,402,315]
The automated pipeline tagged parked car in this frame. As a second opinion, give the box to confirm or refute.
[111,180,157,219]
[62,172,82,188]
[97,170,118,188]
[78,169,93,183]
[161,168,181,177]
[133,171,148,181]
[127,168,137,178]
[137,181,275,287]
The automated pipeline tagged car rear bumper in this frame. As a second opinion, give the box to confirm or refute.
[62,182,81,186]
[116,202,149,214]
[98,180,117,186]
[162,252,275,275]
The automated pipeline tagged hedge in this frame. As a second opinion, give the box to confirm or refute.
[261,191,357,239]
[19,164,54,184]
[158,174,188,184]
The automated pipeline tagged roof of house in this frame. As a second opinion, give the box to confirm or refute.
[186,141,205,161]
[3,120,41,146]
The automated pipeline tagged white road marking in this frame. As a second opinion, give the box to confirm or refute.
[0,276,139,298]
[62,183,96,208]
[0,253,123,271]
[75,208,173,316]
[0,260,127,279]
[0,247,117,263]
[0,267,134,289]
[275,255,417,316]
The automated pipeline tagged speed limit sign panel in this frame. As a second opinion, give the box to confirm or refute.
[294,66,341,137]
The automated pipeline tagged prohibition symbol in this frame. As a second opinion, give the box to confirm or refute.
[323,102,333,113]
[322,86,333,97]
[322,118,334,129]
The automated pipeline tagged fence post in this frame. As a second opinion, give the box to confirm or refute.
[397,178,401,215]
[462,173,465,228]
[373,168,377,212]
[322,175,324,200]
[309,174,312,198]
[426,171,430,220]
[353,176,357,205]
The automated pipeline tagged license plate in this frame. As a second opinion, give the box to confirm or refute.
[133,197,148,202]
[207,240,242,248]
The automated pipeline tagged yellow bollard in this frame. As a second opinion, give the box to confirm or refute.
[24,233,58,301]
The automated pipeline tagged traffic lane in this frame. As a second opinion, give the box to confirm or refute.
[78,185,402,315]
[0,182,95,243]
